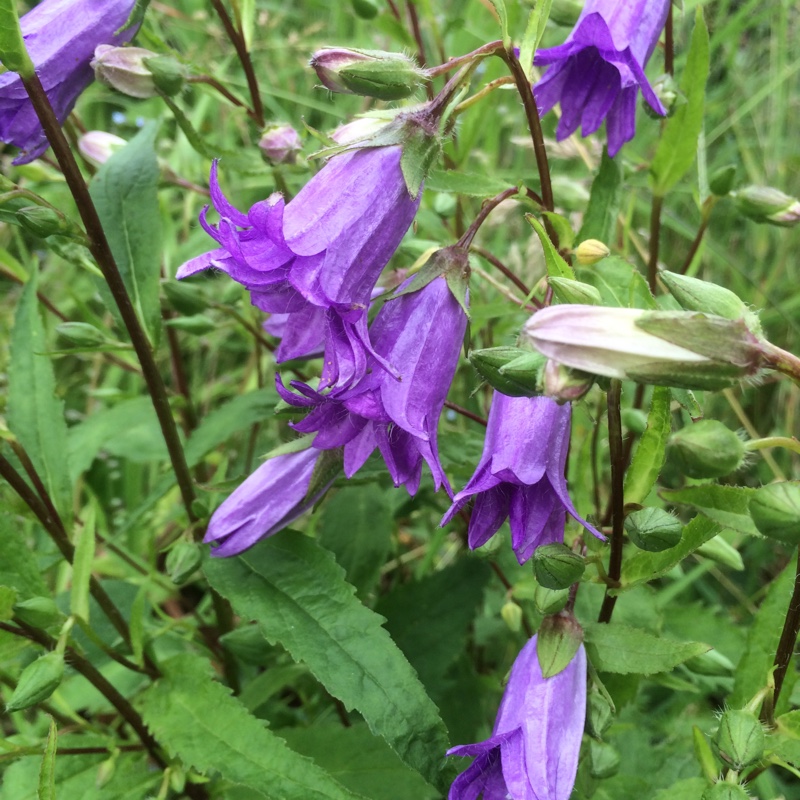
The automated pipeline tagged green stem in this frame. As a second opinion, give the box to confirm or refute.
[746,437,800,456]
[19,71,198,524]
[598,380,625,624]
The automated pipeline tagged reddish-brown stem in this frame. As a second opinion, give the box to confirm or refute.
[470,245,539,305]
[444,400,487,427]
[458,187,520,249]
[664,4,674,76]
[187,74,253,119]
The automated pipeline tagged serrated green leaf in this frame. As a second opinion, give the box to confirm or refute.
[730,559,794,709]
[526,214,574,279]
[279,724,438,800]
[89,122,163,345]
[0,514,47,600]
[617,514,720,592]
[486,0,509,45]
[624,387,671,505]
[8,271,73,520]
[140,653,364,800]
[661,484,759,536]
[578,149,622,244]
[650,8,710,195]
[37,718,57,800]
[204,533,451,791]
[577,256,657,310]
[519,0,554,80]
[70,504,95,623]
[319,485,392,598]
[584,623,710,674]
[0,0,33,75]
[0,586,17,621]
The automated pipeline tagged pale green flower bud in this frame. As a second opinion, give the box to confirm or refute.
[712,709,765,770]
[589,740,620,779]
[586,689,614,738]
[5,652,64,712]
[533,543,585,590]
[643,73,684,119]
[13,597,63,629]
[166,541,203,585]
[56,322,109,348]
[78,131,127,168]
[659,271,750,323]
[469,346,544,397]
[548,276,602,304]
[732,185,800,227]
[574,239,610,266]
[310,47,428,100]
[667,420,746,479]
[625,507,682,551]
[92,45,185,98]
[749,482,800,545]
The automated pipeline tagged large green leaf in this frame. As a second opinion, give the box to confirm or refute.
[0,0,33,75]
[661,484,759,536]
[577,256,656,310]
[0,514,47,600]
[730,559,794,709]
[650,8,710,196]
[89,122,162,344]
[319,484,392,598]
[140,653,363,800]
[8,272,72,519]
[584,622,710,674]
[204,533,452,790]
[578,150,622,244]
[624,387,671,505]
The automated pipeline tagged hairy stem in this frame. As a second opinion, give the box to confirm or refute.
[19,72,198,523]
[598,380,625,624]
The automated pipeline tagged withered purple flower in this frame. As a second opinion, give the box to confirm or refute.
[533,0,670,156]
[442,392,601,564]
[447,635,586,800]
[278,267,468,495]
[0,0,138,164]
[205,449,328,557]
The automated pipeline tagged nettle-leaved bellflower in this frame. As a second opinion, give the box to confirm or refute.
[278,270,468,495]
[534,0,671,156]
[205,449,328,557]
[177,150,419,390]
[0,0,138,164]
[448,635,586,800]
[442,392,602,564]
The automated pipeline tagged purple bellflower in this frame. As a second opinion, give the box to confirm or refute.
[448,635,586,800]
[204,448,328,557]
[442,393,602,564]
[533,0,671,157]
[278,271,468,495]
[0,0,138,165]
[177,150,419,390]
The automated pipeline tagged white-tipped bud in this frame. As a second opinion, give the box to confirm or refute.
[78,131,127,168]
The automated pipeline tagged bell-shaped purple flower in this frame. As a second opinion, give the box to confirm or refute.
[0,0,138,165]
[533,0,670,156]
[205,449,328,557]
[442,393,601,564]
[278,270,468,495]
[447,635,587,800]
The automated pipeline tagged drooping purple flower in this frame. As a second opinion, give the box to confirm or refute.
[0,0,138,165]
[278,269,468,495]
[442,392,602,564]
[533,0,670,156]
[447,635,587,800]
[204,448,330,557]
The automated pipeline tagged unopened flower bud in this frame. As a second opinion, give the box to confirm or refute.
[536,612,584,678]
[144,54,187,97]
[56,322,108,348]
[78,131,127,168]
[624,507,682,551]
[712,709,765,770]
[258,124,302,165]
[732,185,800,227]
[166,541,203,585]
[549,0,584,26]
[543,359,594,403]
[548,276,602,304]
[668,420,745,479]
[702,785,751,800]
[500,601,523,633]
[162,280,209,316]
[709,164,737,197]
[164,314,216,336]
[574,239,610,266]
[16,205,70,238]
[350,0,381,18]
[589,740,620,779]
[523,305,764,392]
[659,271,749,321]
[643,73,683,119]
[330,116,390,145]
[533,543,585,590]
[310,47,428,100]
[469,346,544,397]
[696,536,744,571]
[749,482,800,545]
[534,585,570,615]
[685,649,735,677]
[93,45,159,98]
[5,652,64,712]
[13,597,62,629]
[587,690,614,738]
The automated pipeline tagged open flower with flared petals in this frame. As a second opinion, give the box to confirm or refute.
[533,0,670,156]
[205,449,330,557]
[0,0,138,165]
[278,271,467,495]
[448,634,586,800]
[442,392,602,564]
